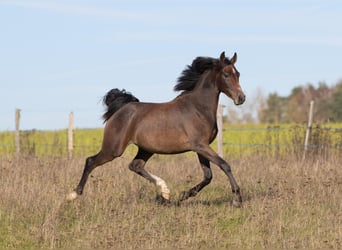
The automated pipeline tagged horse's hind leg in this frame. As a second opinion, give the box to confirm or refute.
[129,148,170,201]
[179,153,212,201]
[66,150,115,201]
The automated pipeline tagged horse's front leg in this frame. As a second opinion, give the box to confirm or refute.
[195,145,242,207]
[179,153,212,201]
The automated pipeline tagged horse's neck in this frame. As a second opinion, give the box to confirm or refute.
[190,74,220,123]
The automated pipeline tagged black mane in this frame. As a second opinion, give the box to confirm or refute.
[174,56,230,92]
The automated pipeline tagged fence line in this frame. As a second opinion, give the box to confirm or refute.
[1,107,342,158]
[15,108,20,155]
[223,127,342,132]
[68,112,74,159]
[1,126,342,157]
[1,138,341,150]
[222,142,342,149]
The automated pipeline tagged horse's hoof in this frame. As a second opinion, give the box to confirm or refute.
[155,194,171,205]
[232,199,242,208]
[178,191,188,201]
[66,191,78,202]
[161,192,170,201]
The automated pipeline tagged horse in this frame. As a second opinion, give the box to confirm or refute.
[67,51,246,207]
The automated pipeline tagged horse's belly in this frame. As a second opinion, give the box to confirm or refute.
[133,126,191,154]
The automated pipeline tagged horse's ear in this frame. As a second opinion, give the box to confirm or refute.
[230,52,237,64]
[219,51,226,63]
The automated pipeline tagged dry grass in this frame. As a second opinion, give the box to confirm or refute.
[0,151,341,249]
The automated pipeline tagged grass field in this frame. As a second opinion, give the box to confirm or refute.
[0,152,341,249]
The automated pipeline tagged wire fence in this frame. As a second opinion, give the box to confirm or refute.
[220,124,342,159]
[1,124,342,159]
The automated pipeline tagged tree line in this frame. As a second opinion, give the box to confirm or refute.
[259,80,342,123]
[225,80,342,124]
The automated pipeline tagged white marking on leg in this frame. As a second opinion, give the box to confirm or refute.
[150,173,170,200]
[66,191,78,201]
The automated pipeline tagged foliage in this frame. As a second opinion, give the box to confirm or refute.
[258,93,288,123]
[259,80,342,123]
[330,82,342,120]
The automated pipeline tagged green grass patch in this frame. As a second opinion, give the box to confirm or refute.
[1,123,342,158]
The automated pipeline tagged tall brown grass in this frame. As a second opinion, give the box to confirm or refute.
[0,152,341,249]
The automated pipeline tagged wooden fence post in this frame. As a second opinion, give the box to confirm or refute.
[303,100,314,160]
[68,112,74,159]
[15,108,21,155]
[217,104,224,157]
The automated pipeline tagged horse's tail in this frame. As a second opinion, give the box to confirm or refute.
[102,88,139,122]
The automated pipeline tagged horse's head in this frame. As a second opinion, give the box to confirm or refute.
[216,52,245,105]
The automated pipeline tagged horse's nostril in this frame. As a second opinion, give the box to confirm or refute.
[239,95,246,104]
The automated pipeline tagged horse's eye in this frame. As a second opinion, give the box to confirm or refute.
[223,73,229,78]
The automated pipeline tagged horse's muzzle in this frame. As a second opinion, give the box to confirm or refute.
[235,94,246,105]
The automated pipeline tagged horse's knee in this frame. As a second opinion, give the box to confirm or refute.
[203,175,212,186]
[205,168,213,180]
[128,161,136,172]
[86,152,114,171]
[85,155,95,167]
[83,155,96,173]
[128,159,143,173]
[93,151,116,166]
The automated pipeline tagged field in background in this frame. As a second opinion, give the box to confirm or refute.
[0,154,341,249]
[1,123,342,158]
[222,123,342,159]
[0,129,103,156]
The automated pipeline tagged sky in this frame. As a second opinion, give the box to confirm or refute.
[0,0,341,130]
